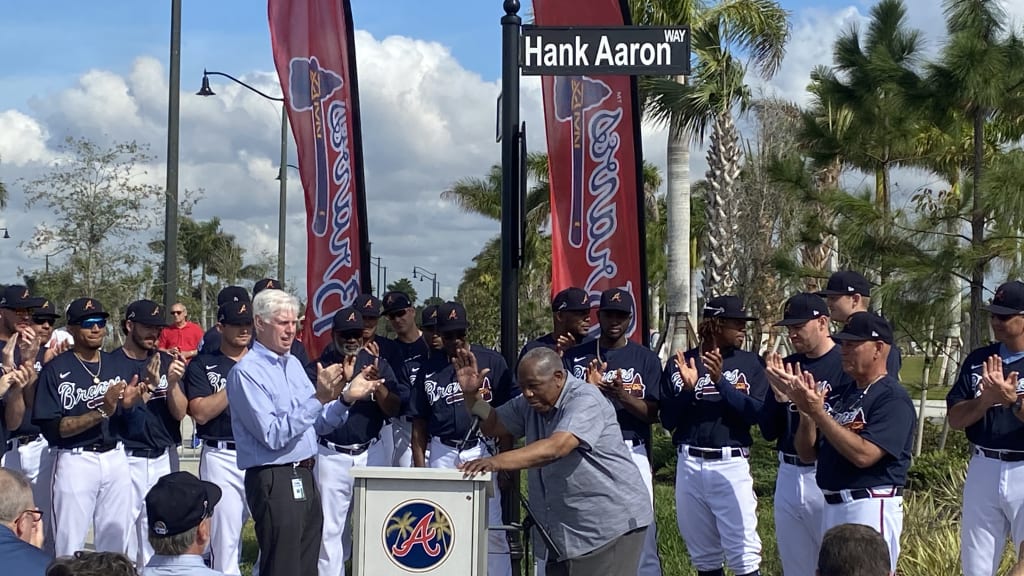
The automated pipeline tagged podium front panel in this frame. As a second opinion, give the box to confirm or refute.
[352,467,490,575]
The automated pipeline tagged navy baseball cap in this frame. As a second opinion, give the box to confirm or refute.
[252,278,280,296]
[217,301,253,326]
[436,301,469,332]
[552,287,591,313]
[353,293,382,318]
[774,293,829,326]
[817,270,872,297]
[703,295,757,321]
[382,291,413,315]
[66,298,109,325]
[217,285,250,306]
[833,311,894,345]
[599,288,634,314]
[421,304,439,328]
[0,285,43,309]
[332,307,363,332]
[125,300,170,327]
[983,281,1024,316]
[32,299,60,320]
[146,471,221,537]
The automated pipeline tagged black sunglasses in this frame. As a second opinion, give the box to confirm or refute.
[386,309,408,320]
[337,329,363,339]
[994,313,1020,322]
[32,317,55,326]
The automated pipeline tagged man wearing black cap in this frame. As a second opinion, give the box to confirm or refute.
[143,471,224,575]
[948,280,1024,576]
[410,301,515,576]
[564,287,664,576]
[817,270,901,378]
[32,297,145,557]
[351,293,405,466]
[761,293,843,576]
[420,304,443,352]
[184,300,252,576]
[0,285,45,457]
[383,290,429,467]
[308,306,400,576]
[198,286,250,356]
[787,311,914,573]
[661,294,768,576]
[112,299,189,568]
[518,286,592,362]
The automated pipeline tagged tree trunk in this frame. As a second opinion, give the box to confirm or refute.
[969,108,986,351]
[200,263,208,328]
[703,110,742,298]
[665,76,692,355]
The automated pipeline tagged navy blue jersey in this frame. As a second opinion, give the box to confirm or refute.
[564,341,661,443]
[410,345,517,441]
[3,344,42,437]
[391,336,432,415]
[518,333,596,364]
[660,347,768,448]
[32,350,141,448]
[306,348,401,445]
[759,346,845,456]
[200,328,309,366]
[183,350,237,441]
[946,343,1024,450]
[111,348,178,451]
[816,375,915,491]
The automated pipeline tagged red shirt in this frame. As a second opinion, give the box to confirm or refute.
[159,322,205,355]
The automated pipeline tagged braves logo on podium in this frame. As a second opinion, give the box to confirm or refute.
[383,500,455,571]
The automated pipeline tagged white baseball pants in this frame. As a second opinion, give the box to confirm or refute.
[774,456,823,576]
[127,451,172,567]
[821,487,903,573]
[50,445,132,556]
[316,439,386,576]
[200,444,250,576]
[961,451,1024,576]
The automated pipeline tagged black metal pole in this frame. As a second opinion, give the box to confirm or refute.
[500,1,523,573]
[162,0,181,312]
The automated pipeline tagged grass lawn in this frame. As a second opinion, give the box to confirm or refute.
[900,354,953,401]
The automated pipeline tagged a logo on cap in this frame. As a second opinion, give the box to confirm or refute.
[153,521,168,536]
[384,500,454,571]
[385,294,393,304]
[448,309,458,320]
[429,310,437,319]
[239,304,248,314]
[22,289,29,299]
[266,280,275,289]
[364,299,375,309]
[84,300,95,311]
[152,306,161,316]
[347,312,356,322]
[996,289,1006,302]
[42,300,49,308]
[871,331,879,337]
[611,292,622,302]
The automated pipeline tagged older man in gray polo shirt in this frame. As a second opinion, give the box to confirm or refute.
[457,346,652,575]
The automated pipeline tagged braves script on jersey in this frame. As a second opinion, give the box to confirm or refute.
[184,350,238,441]
[760,347,845,455]
[565,341,661,442]
[816,375,915,491]
[946,342,1024,450]
[410,345,516,441]
[660,347,768,448]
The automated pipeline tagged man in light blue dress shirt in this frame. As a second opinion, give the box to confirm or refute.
[225,289,382,576]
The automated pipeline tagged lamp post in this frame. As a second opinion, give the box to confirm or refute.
[45,246,74,275]
[163,0,182,314]
[370,256,387,298]
[198,70,289,285]
[0,228,9,240]
[412,266,439,300]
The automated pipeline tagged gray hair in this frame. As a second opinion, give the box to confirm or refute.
[0,468,33,523]
[518,347,564,380]
[149,525,199,556]
[252,289,298,324]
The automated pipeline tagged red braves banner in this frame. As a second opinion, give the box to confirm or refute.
[268,0,370,358]
[533,0,649,345]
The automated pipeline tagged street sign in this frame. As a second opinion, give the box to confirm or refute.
[520,25,690,76]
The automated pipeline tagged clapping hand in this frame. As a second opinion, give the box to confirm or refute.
[344,365,384,403]
[0,363,35,398]
[554,333,577,358]
[765,352,801,403]
[315,362,347,404]
[980,354,1019,406]
[674,350,698,391]
[701,347,724,384]
[363,339,380,358]
[16,326,39,365]
[597,368,626,400]
[585,358,607,387]
[167,354,186,386]
[786,371,825,416]
[43,339,71,365]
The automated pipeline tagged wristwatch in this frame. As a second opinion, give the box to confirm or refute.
[97,405,111,419]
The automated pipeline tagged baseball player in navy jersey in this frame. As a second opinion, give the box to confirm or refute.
[519,287,592,363]
[185,300,252,576]
[761,293,844,576]
[420,304,443,352]
[410,301,515,576]
[787,312,915,572]
[308,306,401,576]
[817,270,902,378]
[948,281,1024,576]
[564,287,663,576]
[382,290,430,467]
[32,297,147,556]
[661,295,767,576]
[114,299,189,567]
[352,293,406,466]
[198,286,250,356]
[0,285,45,455]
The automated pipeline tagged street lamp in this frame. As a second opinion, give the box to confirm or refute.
[45,246,74,274]
[198,69,289,285]
[370,257,388,299]
[0,228,10,240]
[412,266,439,300]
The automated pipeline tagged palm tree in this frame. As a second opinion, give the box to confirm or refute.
[632,0,789,352]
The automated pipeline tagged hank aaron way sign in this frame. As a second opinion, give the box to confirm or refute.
[520,26,691,76]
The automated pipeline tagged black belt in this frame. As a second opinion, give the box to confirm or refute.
[128,447,167,459]
[318,437,375,456]
[10,434,42,445]
[680,446,748,460]
[249,457,316,473]
[77,442,119,453]
[439,437,480,449]
[977,447,1024,462]
[781,452,814,467]
[824,487,903,505]
[205,440,237,450]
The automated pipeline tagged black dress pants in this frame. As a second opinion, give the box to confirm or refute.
[244,463,322,576]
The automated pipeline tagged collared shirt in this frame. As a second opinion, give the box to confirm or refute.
[143,554,224,576]
[227,340,327,470]
[0,524,51,576]
[495,376,652,560]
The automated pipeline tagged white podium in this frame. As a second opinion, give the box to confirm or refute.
[351,467,492,575]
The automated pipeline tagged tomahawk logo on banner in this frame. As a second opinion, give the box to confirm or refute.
[268,0,370,359]
[533,0,649,344]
